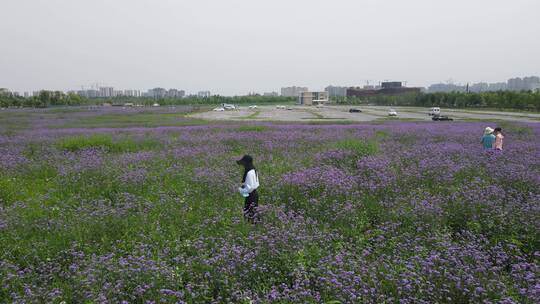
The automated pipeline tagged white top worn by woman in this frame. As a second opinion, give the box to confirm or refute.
[238,169,259,197]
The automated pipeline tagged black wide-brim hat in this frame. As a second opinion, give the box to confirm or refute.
[236,154,253,165]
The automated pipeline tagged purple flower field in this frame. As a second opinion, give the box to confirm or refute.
[0,110,539,303]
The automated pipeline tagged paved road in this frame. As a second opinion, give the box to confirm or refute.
[190,105,540,123]
[387,107,540,123]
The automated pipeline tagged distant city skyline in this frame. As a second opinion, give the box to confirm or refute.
[4,75,540,97]
[3,74,539,98]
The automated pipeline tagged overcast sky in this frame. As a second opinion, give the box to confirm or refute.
[1,0,539,95]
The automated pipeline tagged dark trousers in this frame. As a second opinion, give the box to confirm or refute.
[243,189,259,222]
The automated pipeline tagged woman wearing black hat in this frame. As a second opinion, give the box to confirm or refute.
[237,155,259,222]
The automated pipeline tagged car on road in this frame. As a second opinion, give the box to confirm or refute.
[248,105,258,109]
[286,106,293,110]
[276,105,286,109]
[349,108,362,113]
[222,103,236,110]
[429,107,441,116]
[213,107,225,112]
[388,109,398,117]
[432,114,453,121]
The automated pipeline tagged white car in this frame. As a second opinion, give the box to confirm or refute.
[276,105,286,109]
[152,103,160,107]
[429,107,440,116]
[222,103,236,110]
[213,107,225,112]
[388,109,398,117]
[248,105,258,109]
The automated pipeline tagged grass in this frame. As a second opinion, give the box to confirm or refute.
[302,117,346,120]
[239,111,261,119]
[333,138,379,157]
[0,111,32,134]
[305,120,356,125]
[56,113,207,129]
[235,125,269,132]
[304,109,324,119]
[0,108,538,303]
[497,121,533,136]
[57,134,161,152]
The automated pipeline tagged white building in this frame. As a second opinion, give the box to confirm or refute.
[298,91,329,105]
[99,87,114,98]
[124,90,141,97]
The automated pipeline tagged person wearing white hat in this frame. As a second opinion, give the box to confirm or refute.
[481,127,496,150]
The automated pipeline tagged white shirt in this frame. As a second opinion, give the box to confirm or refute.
[239,169,259,196]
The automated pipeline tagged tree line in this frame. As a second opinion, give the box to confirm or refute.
[0,90,87,108]
[114,95,296,106]
[0,89,295,108]
[2,89,539,111]
[333,91,540,111]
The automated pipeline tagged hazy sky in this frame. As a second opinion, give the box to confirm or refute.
[1,0,539,95]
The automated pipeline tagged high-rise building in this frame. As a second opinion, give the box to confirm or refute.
[147,88,167,98]
[428,83,467,93]
[470,82,489,93]
[167,89,186,98]
[197,91,211,98]
[523,76,540,91]
[281,86,308,97]
[99,87,114,98]
[507,77,540,91]
[87,90,99,98]
[113,90,124,97]
[325,86,347,97]
[263,92,279,97]
[507,78,524,91]
[488,82,507,91]
[125,90,141,97]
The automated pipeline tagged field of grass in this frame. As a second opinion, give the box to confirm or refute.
[0,108,539,303]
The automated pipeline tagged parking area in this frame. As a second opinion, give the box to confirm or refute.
[189,105,540,123]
